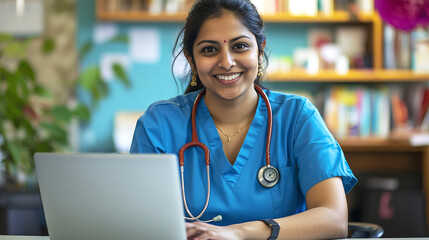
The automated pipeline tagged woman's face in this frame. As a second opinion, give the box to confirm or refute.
[187,11,263,102]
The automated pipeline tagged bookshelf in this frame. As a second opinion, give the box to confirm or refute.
[97,11,187,21]
[267,69,429,82]
[95,0,429,233]
[97,10,374,23]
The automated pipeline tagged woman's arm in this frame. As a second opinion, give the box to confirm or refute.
[186,177,348,240]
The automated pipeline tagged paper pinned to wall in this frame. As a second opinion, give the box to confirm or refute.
[114,111,145,153]
[100,54,131,81]
[129,28,160,63]
[94,23,118,44]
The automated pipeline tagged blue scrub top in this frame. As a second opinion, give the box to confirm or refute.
[130,89,357,226]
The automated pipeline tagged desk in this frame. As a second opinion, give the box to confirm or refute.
[0,237,48,240]
[0,191,46,235]
[0,236,428,240]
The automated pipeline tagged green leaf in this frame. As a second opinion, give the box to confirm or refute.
[40,122,68,144]
[6,73,19,98]
[4,41,26,58]
[34,85,53,98]
[79,41,93,60]
[6,141,24,166]
[20,116,35,135]
[108,34,129,44]
[42,38,55,54]
[17,75,30,98]
[51,105,73,123]
[0,34,12,43]
[112,63,131,88]
[91,86,100,103]
[0,66,12,83]
[18,60,36,83]
[6,103,25,126]
[35,141,53,152]
[72,104,91,122]
[79,66,100,91]
[96,78,109,98]
[5,141,33,173]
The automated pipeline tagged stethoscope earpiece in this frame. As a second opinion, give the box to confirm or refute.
[258,165,280,188]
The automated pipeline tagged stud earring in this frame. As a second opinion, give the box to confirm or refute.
[191,73,197,87]
[257,65,264,77]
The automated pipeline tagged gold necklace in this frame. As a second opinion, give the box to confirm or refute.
[216,119,252,142]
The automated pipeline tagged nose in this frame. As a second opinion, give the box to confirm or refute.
[217,49,236,70]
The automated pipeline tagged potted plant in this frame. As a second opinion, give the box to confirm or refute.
[0,33,130,190]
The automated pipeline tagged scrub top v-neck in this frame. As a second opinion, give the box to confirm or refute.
[130,89,357,226]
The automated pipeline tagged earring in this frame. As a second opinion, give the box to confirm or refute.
[191,73,197,87]
[257,65,264,77]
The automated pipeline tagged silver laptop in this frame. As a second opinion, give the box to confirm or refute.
[34,153,186,240]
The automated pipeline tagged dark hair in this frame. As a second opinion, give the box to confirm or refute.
[171,0,269,94]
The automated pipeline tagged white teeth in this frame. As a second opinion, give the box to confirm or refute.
[216,73,241,81]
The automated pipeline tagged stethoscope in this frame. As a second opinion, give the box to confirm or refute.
[178,84,280,223]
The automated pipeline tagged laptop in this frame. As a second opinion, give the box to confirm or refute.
[34,153,186,240]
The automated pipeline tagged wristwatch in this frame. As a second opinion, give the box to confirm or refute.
[261,219,280,240]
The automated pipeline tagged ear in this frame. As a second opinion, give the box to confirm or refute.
[259,40,266,63]
[184,50,196,74]
[261,39,266,51]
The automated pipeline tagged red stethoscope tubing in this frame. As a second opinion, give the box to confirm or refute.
[179,84,272,167]
[178,84,273,222]
[178,88,210,167]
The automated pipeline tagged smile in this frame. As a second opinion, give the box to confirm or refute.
[215,73,241,81]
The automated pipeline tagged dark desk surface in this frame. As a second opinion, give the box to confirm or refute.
[0,191,42,209]
[1,236,429,240]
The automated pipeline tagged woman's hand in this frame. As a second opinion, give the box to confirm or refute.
[186,222,241,240]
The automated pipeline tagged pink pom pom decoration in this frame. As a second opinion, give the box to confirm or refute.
[375,0,429,31]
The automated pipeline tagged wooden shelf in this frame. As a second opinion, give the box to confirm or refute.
[97,11,188,22]
[262,11,376,23]
[265,69,429,82]
[337,137,425,151]
[97,10,376,23]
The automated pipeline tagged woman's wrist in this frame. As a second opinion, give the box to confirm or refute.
[227,221,271,239]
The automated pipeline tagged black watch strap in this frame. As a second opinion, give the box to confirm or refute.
[261,219,280,240]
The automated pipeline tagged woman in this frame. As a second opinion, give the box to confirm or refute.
[130,0,357,239]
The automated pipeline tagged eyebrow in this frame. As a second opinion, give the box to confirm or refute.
[196,35,251,46]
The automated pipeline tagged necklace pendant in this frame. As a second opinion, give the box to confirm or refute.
[227,136,231,142]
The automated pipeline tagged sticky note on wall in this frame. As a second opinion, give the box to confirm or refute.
[129,28,160,63]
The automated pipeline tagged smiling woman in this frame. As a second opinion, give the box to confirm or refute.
[188,13,260,103]
[186,12,261,165]
[130,0,357,239]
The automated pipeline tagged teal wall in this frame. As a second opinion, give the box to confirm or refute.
[76,0,332,152]
[77,0,185,152]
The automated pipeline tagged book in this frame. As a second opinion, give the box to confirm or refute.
[417,88,429,126]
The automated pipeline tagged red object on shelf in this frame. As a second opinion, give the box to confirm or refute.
[418,88,429,126]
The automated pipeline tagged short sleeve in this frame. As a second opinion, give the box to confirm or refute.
[129,105,165,154]
[293,99,357,195]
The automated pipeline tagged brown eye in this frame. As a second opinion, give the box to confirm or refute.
[201,46,217,53]
[233,43,249,51]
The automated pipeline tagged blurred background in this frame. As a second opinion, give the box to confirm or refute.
[0,0,429,237]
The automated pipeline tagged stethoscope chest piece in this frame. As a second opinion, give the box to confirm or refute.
[257,165,279,188]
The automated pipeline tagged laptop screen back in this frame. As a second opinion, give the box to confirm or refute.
[35,153,186,240]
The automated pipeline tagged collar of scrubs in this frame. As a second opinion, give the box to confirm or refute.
[196,92,270,190]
